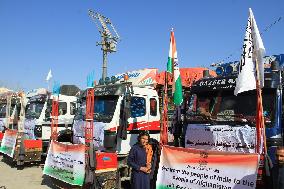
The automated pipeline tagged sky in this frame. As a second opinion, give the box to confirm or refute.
[0,0,283,92]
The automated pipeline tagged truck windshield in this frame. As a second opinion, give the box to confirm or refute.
[25,101,45,119]
[189,89,276,126]
[0,104,7,118]
[0,103,16,118]
[74,95,119,123]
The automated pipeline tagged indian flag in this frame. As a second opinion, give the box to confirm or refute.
[167,29,183,105]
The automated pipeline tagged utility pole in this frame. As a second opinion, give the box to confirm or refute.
[88,10,120,81]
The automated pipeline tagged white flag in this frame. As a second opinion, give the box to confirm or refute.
[46,69,52,81]
[234,8,265,96]
[250,8,265,88]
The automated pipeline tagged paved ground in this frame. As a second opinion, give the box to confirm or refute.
[0,155,130,189]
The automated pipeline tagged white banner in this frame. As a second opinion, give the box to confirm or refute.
[156,146,259,189]
[72,120,105,150]
[185,124,256,153]
[43,140,85,186]
[0,129,18,157]
[115,68,158,85]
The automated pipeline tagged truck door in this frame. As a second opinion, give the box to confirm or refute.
[127,95,148,130]
[147,96,160,131]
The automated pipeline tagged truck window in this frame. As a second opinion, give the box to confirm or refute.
[70,102,76,115]
[130,97,146,118]
[94,95,119,123]
[150,98,157,116]
[59,102,67,115]
[0,104,7,118]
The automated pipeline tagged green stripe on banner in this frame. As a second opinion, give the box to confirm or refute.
[43,166,85,186]
[0,146,13,155]
[156,184,175,189]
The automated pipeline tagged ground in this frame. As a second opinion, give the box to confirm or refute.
[0,155,50,189]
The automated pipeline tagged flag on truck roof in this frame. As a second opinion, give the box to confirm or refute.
[234,8,265,96]
[46,69,52,81]
[234,8,266,154]
[167,29,183,105]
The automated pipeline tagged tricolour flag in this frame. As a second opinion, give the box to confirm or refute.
[167,29,183,105]
[234,8,265,96]
[46,69,52,81]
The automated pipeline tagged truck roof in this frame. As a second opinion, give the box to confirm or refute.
[156,68,216,87]
[113,67,216,88]
[191,71,280,93]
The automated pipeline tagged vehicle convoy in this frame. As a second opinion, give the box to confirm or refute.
[70,68,214,188]
[180,54,284,189]
[7,85,80,165]
[0,88,26,144]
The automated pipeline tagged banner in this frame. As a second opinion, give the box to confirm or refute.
[0,129,17,157]
[185,124,256,153]
[43,140,85,186]
[156,146,259,189]
[115,68,158,85]
[72,120,105,150]
[23,119,36,139]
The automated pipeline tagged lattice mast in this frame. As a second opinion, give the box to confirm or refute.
[88,10,120,81]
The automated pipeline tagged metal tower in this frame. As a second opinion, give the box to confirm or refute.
[88,10,120,81]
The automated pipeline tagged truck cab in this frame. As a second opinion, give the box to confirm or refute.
[184,54,284,188]
[0,90,26,142]
[24,86,79,155]
[73,82,161,154]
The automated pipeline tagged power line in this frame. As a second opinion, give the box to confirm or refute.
[211,15,283,67]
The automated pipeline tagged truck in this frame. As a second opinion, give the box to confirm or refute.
[0,89,26,144]
[71,68,214,188]
[11,85,80,165]
[181,54,284,189]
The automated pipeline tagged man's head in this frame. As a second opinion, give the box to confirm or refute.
[137,131,150,147]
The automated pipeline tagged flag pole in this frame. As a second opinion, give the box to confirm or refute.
[255,58,267,154]
[161,71,168,145]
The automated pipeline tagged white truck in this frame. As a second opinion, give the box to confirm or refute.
[71,68,210,188]
[0,89,26,144]
[15,85,80,165]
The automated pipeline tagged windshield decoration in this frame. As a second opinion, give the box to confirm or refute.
[23,119,37,139]
[0,118,6,132]
[185,124,256,153]
[72,120,105,150]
